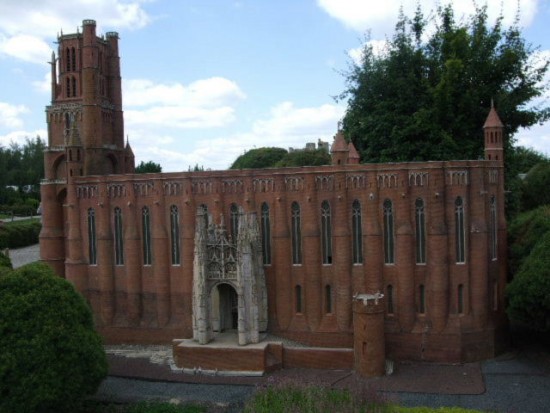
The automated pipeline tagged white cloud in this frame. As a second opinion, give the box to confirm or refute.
[129,101,346,172]
[317,0,538,34]
[123,76,246,130]
[0,102,29,129]
[348,39,388,65]
[123,77,246,108]
[0,0,150,63]
[32,71,52,93]
[0,129,47,147]
[0,34,52,64]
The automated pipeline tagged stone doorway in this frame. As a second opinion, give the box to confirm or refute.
[218,283,238,331]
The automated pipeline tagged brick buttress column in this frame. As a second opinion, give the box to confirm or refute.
[469,168,489,329]
[65,181,86,292]
[395,190,415,332]
[124,196,142,325]
[179,187,195,334]
[364,190,383,293]
[39,183,66,277]
[427,178,449,333]
[333,177,352,330]
[152,197,171,327]
[97,181,115,325]
[353,293,385,377]
[303,175,322,331]
[272,184,291,331]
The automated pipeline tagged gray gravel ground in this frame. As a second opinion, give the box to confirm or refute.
[6,243,40,268]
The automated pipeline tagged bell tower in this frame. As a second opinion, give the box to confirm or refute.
[483,102,504,163]
[40,19,134,276]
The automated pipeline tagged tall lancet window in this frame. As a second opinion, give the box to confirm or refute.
[351,200,363,264]
[490,196,497,260]
[261,202,271,265]
[114,207,124,265]
[230,203,239,240]
[415,198,426,264]
[291,202,302,264]
[321,200,332,264]
[142,206,152,265]
[87,208,97,265]
[455,197,466,263]
[383,199,395,264]
[170,205,180,266]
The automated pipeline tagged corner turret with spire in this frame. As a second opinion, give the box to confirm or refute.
[483,101,504,163]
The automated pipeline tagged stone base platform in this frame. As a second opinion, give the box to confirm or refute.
[173,332,354,376]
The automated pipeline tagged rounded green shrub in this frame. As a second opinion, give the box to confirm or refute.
[0,262,108,413]
[507,230,550,332]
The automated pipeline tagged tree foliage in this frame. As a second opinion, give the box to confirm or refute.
[230,147,288,169]
[520,161,550,211]
[0,137,45,207]
[341,5,549,163]
[230,147,331,169]
[0,262,108,413]
[136,160,162,173]
[507,227,550,332]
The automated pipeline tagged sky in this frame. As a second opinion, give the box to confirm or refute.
[0,0,549,172]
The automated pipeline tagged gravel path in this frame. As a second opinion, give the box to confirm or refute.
[7,243,40,268]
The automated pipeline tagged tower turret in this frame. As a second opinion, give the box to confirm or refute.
[483,102,504,163]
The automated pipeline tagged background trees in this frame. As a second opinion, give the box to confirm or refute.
[230,147,330,169]
[340,5,549,164]
[135,160,162,173]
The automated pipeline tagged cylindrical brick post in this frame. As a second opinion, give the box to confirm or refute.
[353,292,385,377]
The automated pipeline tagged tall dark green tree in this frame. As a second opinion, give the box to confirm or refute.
[341,5,549,163]
[135,160,162,173]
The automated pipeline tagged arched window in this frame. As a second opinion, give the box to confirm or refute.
[114,207,124,265]
[418,284,426,314]
[295,285,302,313]
[199,204,208,229]
[71,76,77,97]
[490,196,497,260]
[383,199,394,264]
[291,202,302,264]
[230,203,239,240]
[170,205,180,266]
[325,285,332,314]
[87,208,97,265]
[66,77,71,97]
[71,47,76,71]
[142,206,152,265]
[66,47,71,72]
[415,198,426,264]
[352,200,363,264]
[261,202,271,265]
[455,197,466,263]
[387,285,394,314]
[321,200,332,264]
[457,284,464,314]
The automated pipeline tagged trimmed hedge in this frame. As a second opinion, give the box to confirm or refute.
[0,218,41,249]
[0,262,107,413]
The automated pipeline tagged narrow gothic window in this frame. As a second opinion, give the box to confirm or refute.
[66,48,70,72]
[261,202,271,265]
[458,284,464,314]
[114,207,124,265]
[415,198,426,264]
[295,285,302,313]
[71,47,76,71]
[418,284,426,314]
[455,197,466,263]
[142,206,152,265]
[87,208,97,265]
[291,202,302,264]
[490,196,497,260]
[72,76,77,97]
[230,203,239,240]
[352,200,363,264]
[321,200,332,264]
[387,285,394,314]
[170,205,180,266]
[383,199,395,264]
[66,77,71,97]
[199,204,208,229]
[325,285,332,313]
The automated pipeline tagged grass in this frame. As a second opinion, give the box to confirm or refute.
[244,384,486,413]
